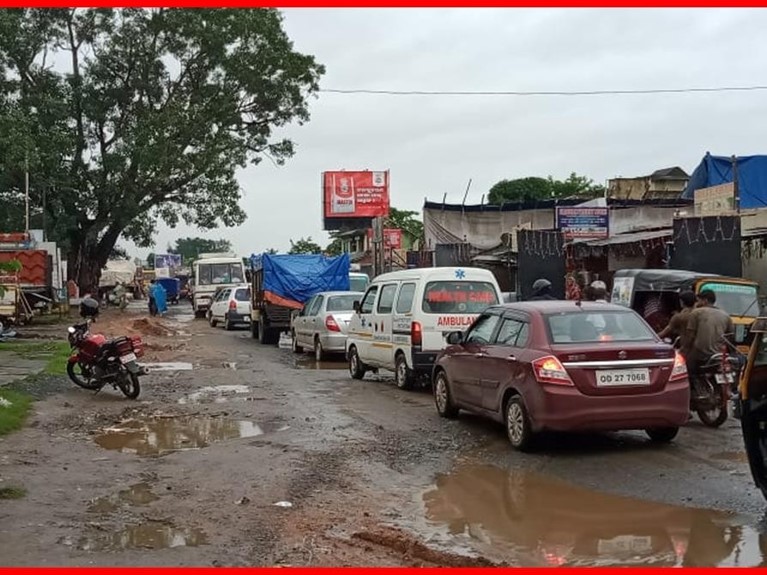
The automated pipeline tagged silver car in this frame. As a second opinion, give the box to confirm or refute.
[291,291,364,361]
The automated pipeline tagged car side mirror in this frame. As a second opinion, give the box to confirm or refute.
[446,331,463,345]
[353,300,361,313]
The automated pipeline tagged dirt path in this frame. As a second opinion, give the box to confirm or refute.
[1,304,767,566]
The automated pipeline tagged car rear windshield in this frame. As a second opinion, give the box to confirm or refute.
[327,295,359,312]
[235,288,250,302]
[349,276,369,292]
[422,281,498,314]
[699,282,759,318]
[547,311,656,344]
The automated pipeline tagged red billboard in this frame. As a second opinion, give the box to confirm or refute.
[323,171,390,220]
[367,228,403,249]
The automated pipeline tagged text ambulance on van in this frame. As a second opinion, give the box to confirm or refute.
[346,267,502,390]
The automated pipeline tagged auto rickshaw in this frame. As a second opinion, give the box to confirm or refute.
[611,269,761,354]
[737,318,767,502]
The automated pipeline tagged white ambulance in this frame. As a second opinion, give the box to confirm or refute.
[346,267,502,390]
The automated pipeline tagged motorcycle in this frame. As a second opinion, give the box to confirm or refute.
[66,319,148,399]
[688,350,743,427]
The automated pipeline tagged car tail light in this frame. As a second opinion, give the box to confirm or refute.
[411,321,422,347]
[229,300,237,311]
[532,356,574,386]
[670,351,687,382]
[325,316,341,332]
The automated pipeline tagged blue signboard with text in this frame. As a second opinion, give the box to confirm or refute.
[556,207,609,241]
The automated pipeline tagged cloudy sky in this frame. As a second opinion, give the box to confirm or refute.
[130,8,767,259]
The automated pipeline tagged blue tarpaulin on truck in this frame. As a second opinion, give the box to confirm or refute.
[250,253,351,308]
[682,153,767,209]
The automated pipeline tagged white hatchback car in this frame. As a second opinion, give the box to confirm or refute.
[207,284,251,330]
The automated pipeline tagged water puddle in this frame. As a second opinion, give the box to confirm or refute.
[421,463,767,567]
[144,362,193,372]
[177,385,250,405]
[77,522,207,551]
[94,416,264,456]
[88,482,159,514]
[711,451,749,464]
[294,358,347,371]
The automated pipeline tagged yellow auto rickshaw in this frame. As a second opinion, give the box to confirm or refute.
[611,269,761,354]
[737,318,767,501]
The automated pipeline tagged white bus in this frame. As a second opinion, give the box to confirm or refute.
[191,253,247,318]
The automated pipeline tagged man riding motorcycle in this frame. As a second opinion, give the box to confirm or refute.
[681,289,734,394]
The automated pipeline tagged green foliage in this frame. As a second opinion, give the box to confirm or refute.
[488,173,605,204]
[168,237,233,263]
[288,236,321,255]
[0,8,325,287]
[386,207,424,241]
[324,235,343,256]
[0,389,33,436]
[0,260,22,297]
[0,485,27,499]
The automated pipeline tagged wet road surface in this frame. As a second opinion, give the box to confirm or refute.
[1,303,767,566]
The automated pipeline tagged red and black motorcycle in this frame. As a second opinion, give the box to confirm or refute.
[66,319,148,399]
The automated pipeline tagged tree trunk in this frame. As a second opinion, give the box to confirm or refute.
[68,233,115,294]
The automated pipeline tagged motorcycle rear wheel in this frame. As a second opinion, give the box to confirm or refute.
[117,372,141,400]
[66,361,101,390]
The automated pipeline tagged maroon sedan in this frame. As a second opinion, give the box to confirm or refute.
[432,301,690,451]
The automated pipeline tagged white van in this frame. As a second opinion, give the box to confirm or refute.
[346,267,502,389]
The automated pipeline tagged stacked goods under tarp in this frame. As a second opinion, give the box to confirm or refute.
[250,253,351,345]
[100,259,138,288]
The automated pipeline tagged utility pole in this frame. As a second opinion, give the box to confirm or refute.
[732,154,740,214]
[372,216,384,277]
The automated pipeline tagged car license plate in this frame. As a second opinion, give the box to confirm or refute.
[120,353,137,364]
[596,368,650,386]
[715,373,734,384]
[597,535,652,555]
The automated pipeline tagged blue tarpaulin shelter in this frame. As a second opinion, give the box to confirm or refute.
[682,153,767,209]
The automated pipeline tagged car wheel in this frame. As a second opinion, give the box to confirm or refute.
[505,395,535,451]
[434,370,459,419]
[395,352,415,390]
[224,314,233,331]
[349,346,366,380]
[314,338,325,362]
[292,331,304,354]
[645,427,679,443]
[208,311,218,328]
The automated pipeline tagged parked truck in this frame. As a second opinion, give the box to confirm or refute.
[250,253,351,345]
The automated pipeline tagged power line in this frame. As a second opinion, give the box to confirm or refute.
[320,85,767,97]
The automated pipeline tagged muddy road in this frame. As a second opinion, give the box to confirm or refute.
[2,303,767,566]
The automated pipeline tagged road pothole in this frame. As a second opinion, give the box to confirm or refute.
[418,462,766,567]
[177,385,250,404]
[75,522,208,551]
[88,482,160,514]
[94,416,265,456]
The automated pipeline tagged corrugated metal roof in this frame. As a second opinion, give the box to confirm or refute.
[572,229,672,247]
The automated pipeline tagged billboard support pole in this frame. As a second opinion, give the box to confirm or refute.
[372,216,384,277]
[732,155,740,214]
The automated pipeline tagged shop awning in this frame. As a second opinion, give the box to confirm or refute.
[571,228,672,247]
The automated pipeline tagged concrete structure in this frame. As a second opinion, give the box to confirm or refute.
[608,167,689,201]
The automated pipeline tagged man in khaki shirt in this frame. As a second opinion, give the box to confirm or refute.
[682,289,734,378]
[659,290,695,345]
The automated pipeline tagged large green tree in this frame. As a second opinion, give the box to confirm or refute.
[385,207,423,242]
[168,236,233,264]
[488,173,605,204]
[0,8,324,289]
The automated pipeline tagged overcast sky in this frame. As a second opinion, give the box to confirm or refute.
[128,8,767,259]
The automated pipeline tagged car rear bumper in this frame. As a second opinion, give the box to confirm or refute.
[319,333,348,353]
[412,349,440,374]
[227,312,251,324]
[529,381,690,432]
